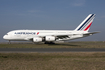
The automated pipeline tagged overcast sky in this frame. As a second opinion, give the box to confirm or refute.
[0,0,105,42]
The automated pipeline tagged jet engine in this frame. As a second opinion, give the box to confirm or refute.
[33,37,42,42]
[45,36,55,41]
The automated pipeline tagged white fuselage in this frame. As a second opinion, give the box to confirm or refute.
[3,30,88,41]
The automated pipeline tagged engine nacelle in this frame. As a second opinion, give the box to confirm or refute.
[45,36,55,41]
[33,37,42,42]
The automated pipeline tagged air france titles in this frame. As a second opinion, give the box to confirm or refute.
[15,32,36,35]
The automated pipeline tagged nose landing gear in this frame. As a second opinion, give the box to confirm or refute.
[8,40,11,44]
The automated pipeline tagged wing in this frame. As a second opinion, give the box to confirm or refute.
[56,35,70,39]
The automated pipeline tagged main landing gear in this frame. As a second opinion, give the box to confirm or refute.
[44,42,55,44]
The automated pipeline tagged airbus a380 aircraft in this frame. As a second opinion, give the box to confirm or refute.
[3,14,99,44]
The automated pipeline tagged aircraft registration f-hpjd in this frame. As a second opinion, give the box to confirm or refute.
[3,14,99,44]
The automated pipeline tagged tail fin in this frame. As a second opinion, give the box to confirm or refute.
[75,14,95,31]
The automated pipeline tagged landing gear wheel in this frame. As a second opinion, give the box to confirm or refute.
[44,42,55,44]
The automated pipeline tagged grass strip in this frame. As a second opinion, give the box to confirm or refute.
[0,52,105,70]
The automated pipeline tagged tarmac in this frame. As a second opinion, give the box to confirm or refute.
[0,48,105,53]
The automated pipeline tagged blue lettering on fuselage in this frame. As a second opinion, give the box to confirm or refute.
[15,32,36,35]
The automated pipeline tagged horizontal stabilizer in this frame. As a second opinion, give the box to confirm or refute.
[84,32,100,35]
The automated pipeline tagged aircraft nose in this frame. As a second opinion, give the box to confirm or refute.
[3,35,6,39]
[3,35,9,40]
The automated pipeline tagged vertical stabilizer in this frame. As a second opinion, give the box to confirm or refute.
[75,14,95,31]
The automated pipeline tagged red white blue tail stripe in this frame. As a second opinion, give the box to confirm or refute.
[75,14,95,31]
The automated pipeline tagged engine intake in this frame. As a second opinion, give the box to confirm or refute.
[45,36,55,41]
[33,37,42,42]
